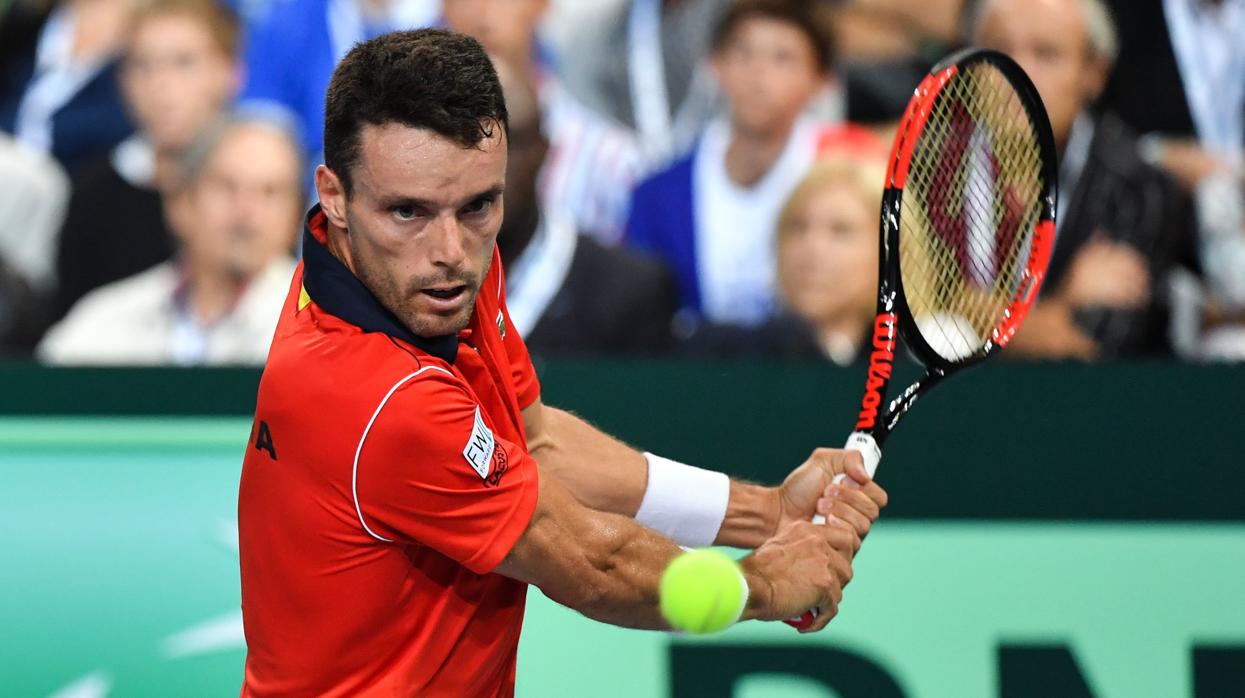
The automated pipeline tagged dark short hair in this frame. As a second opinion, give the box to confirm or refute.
[711,0,836,73]
[323,29,509,196]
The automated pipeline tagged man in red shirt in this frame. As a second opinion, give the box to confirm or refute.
[238,29,887,697]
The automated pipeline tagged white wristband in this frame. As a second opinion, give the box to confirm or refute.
[636,453,730,548]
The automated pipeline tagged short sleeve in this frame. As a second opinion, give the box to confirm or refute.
[354,370,539,574]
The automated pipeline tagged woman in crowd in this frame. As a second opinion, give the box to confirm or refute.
[680,156,882,362]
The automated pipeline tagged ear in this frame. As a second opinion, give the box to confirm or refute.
[315,164,349,229]
[1082,55,1109,102]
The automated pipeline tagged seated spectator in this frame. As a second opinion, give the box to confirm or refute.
[1099,0,1242,191]
[0,134,68,354]
[972,0,1191,359]
[38,116,302,365]
[0,0,135,170]
[240,0,439,167]
[54,0,242,319]
[1095,0,1245,360]
[678,157,882,361]
[492,56,677,357]
[443,0,645,243]
[627,0,879,327]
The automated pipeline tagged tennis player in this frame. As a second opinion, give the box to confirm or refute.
[237,29,887,697]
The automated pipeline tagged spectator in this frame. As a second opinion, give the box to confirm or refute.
[444,0,645,243]
[627,0,878,327]
[972,0,1192,359]
[0,133,68,353]
[492,55,677,357]
[38,116,302,365]
[556,0,731,164]
[54,0,242,319]
[774,157,881,363]
[1098,0,1243,191]
[678,157,882,361]
[1095,0,1244,360]
[0,0,135,170]
[1190,173,1245,359]
[240,0,439,165]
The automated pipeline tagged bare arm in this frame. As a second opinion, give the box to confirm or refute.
[494,463,859,632]
[521,399,886,549]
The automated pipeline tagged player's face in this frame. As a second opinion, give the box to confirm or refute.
[121,13,237,151]
[171,125,303,280]
[323,123,507,339]
[976,0,1107,146]
[712,17,826,139]
[778,180,877,326]
[442,0,548,66]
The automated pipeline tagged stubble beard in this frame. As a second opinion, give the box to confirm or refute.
[350,238,494,339]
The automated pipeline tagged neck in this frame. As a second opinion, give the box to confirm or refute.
[325,219,358,275]
[183,261,249,326]
[152,148,181,190]
[724,121,795,188]
[815,310,871,354]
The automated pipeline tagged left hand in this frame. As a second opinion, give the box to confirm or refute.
[776,448,888,544]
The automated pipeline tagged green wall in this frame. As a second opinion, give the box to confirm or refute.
[1,361,1243,696]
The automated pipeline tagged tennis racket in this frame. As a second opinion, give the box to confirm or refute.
[787,48,1058,631]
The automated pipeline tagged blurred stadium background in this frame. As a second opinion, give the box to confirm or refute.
[1,0,1243,695]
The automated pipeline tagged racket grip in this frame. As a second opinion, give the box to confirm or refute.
[785,432,883,631]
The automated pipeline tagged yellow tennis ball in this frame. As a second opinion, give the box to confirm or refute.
[659,549,748,635]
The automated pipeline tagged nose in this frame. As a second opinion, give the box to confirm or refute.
[428,215,469,270]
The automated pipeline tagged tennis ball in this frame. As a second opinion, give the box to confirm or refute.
[659,549,748,635]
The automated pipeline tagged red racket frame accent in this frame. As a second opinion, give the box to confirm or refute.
[784,49,1057,633]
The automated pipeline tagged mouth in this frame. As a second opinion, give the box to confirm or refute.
[419,284,470,312]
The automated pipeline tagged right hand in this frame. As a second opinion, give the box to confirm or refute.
[1061,238,1150,310]
[740,519,858,633]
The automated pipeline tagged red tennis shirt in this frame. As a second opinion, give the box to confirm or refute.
[238,206,541,696]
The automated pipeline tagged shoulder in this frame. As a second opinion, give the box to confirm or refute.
[355,365,481,458]
[36,263,176,363]
[678,314,824,361]
[61,263,175,318]
[635,152,696,196]
[573,237,670,287]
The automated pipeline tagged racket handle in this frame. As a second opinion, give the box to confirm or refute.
[787,432,883,631]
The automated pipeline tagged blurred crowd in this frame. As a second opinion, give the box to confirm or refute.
[0,0,1241,366]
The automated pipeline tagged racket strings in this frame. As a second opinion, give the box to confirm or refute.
[898,61,1046,361]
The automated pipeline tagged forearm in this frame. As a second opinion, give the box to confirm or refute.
[498,473,765,629]
[529,406,779,548]
[526,406,647,516]
[540,509,680,630]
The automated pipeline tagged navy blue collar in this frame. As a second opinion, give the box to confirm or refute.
[301,205,459,363]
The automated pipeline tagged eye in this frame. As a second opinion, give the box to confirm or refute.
[461,196,495,217]
[392,205,422,221]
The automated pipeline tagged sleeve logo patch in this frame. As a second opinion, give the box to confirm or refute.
[463,406,496,480]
